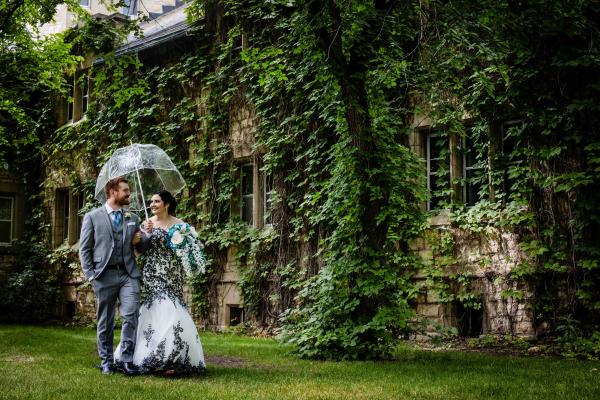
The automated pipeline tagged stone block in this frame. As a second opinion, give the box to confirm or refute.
[418,249,433,261]
[417,303,441,318]
[426,290,442,303]
[514,321,535,336]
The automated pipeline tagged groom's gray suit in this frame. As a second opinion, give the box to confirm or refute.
[79,205,149,369]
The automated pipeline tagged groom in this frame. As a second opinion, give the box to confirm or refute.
[79,177,149,375]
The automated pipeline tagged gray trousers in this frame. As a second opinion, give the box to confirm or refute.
[92,268,141,367]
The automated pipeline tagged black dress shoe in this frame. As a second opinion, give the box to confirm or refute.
[121,362,139,376]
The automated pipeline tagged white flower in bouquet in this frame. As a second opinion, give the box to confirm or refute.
[171,231,184,245]
[190,226,198,238]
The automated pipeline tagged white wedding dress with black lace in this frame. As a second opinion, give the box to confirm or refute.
[115,223,206,374]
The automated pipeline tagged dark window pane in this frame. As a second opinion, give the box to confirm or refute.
[242,196,253,224]
[465,168,484,206]
[229,306,244,326]
[241,165,253,195]
[463,128,486,206]
[0,198,12,220]
[0,221,11,243]
[240,165,253,224]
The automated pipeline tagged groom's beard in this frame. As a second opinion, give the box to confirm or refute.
[117,195,131,207]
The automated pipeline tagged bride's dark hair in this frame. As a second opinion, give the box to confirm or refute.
[155,190,177,216]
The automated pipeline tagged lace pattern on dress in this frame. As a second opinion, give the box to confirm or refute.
[142,228,186,308]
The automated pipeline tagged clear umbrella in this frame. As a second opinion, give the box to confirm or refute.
[95,143,185,220]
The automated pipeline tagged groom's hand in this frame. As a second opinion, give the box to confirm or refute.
[132,230,142,246]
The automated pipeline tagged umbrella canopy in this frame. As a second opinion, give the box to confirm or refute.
[95,144,185,217]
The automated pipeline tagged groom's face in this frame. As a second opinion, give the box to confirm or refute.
[111,182,131,206]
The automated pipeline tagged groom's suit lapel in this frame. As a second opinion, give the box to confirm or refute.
[101,207,114,240]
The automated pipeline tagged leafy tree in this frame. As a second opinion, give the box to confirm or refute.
[192,0,429,359]
[0,0,82,166]
[420,0,600,334]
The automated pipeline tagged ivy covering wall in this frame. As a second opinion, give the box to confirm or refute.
[1,0,599,359]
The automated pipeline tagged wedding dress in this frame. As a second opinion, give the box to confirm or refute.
[115,222,206,374]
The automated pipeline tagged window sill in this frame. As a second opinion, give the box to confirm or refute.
[59,114,87,129]
[428,209,450,226]
[0,244,20,255]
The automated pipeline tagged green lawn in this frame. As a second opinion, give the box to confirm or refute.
[0,325,598,400]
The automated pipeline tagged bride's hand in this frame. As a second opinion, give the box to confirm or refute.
[142,219,154,231]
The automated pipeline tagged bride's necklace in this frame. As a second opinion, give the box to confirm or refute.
[153,216,177,230]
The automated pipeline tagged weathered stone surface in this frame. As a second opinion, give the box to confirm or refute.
[412,226,535,337]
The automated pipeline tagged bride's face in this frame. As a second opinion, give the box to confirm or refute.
[150,194,169,216]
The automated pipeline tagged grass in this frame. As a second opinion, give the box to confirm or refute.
[0,325,599,400]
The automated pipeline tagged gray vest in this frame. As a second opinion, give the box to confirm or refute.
[108,213,125,266]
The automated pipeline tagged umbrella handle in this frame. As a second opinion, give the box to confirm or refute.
[134,144,150,224]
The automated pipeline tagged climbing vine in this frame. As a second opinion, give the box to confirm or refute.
[4,0,600,358]
[419,0,600,338]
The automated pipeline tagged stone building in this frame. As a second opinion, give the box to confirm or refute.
[8,1,536,337]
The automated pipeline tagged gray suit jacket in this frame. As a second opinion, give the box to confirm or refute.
[79,206,149,281]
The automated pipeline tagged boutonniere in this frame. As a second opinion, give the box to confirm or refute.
[123,212,132,220]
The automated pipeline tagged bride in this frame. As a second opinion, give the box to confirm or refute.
[115,190,206,375]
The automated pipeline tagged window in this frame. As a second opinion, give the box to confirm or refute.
[80,73,89,115]
[66,78,74,122]
[263,173,273,226]
[453,299,484,338]
[0,196,15,245]
[54,189,86,245]
[77,193,85,238]
[61,191,70,242]
[240,164,253,225]
[79,0,90,6]
[501,121,525,200]
[426,131,450,211]
[122,0,138,15]
[229,305,244,326]
[55,189,70,245]
[462,128,486,207]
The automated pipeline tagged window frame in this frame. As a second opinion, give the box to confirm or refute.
[263,172,273,226]
[61,190,70,243]
[76,192,86,241]
[66,77,74,123]
[0,195,15,246]
[122,0,138,16]
[80,73,89,116]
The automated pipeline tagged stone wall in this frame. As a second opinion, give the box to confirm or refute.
[411,216,535,337]
[37,81,538,336]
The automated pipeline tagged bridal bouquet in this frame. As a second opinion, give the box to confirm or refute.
[166,223,207,274]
